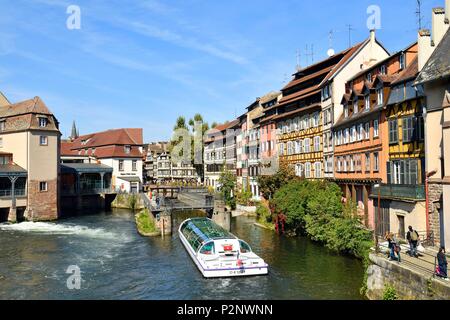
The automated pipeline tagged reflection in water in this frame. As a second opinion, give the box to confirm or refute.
[0,209,364,299]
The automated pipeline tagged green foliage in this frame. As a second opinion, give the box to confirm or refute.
[236,187,253,206]
[170,113,210,179]
[173,116,188,131]
[218,169,236,209]
[128,193,138,211]
[271,179,373,259]
[136,209,157,234]
[257,164,297,200]
[382,284,398,300]
[256,203,273,228]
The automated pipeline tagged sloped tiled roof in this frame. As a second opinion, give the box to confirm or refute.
[62,128,143,159]
[0,96,53,117]
[282,65,334,91]
[0,96,60,133]
[259,91,281,105]
[348,41,417,82]
[70,128,143,149]
[320,41,367,84]
[61,141,83,156]
[415,28,450,84]
[391,56,419,85]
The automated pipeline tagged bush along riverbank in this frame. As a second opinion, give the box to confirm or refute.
[271,179,372,259]
[258,166,373,295]
[135,208,160,237]
[255,202,275,230]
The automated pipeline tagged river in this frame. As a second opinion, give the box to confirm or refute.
[0,209,364,299]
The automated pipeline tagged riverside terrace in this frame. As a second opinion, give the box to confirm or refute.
[59,163,116,216]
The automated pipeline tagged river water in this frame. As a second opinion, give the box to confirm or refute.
[0,209,364,299]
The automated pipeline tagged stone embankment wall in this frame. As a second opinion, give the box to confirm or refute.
[111,193,144,210]
[366,253,450,300]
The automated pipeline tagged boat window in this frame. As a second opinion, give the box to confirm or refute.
[239,240,252,253]
[199,242,215,255]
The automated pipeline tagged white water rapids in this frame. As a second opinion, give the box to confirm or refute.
[0,221,129,241]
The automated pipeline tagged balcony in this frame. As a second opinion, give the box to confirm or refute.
[0,189,26,198]
[371,184,425,201]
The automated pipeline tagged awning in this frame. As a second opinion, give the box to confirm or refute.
[117,176,141,182]
[61,163,113,174]
[0,164,27,177]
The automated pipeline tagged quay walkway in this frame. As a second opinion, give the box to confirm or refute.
[374,242,449,284]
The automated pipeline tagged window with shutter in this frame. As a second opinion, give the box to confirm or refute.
[389,119,398,143]
[387,162,392,183]
[400,160,405,184]
[402,117,414,142]
[410,160,418,184]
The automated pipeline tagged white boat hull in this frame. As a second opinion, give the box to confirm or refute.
[179,230,268,278]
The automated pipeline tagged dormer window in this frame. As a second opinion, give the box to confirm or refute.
[124,145,131,154]
[377,86,384,106]
[344,105,349,118]
[366,73,372,82]
[353,100,359,114]
[365,95,370,110]
[380,65,387,75]
[322,84,331,100]
[39,117,48,128]
[399,53,405,70]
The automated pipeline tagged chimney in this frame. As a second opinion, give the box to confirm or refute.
[418,29,432,71]
[431,7,446,46]
[370,29,376,43]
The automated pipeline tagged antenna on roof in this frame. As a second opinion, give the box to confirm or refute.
[296,49,301,71]
[346,24,354,47]
[416,0,423,30]
[305,44,314,65]
[327,30,336,57]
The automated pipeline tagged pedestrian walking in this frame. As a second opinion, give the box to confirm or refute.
[437,247,448,279]
[406,225,420,257]
[385,232,401,262]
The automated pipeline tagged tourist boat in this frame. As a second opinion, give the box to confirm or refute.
[179,217,269,278]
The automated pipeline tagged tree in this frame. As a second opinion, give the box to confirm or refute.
[257,163,297,200]
[169,114,210,181]
[218,167,236,209]
[174,116,187,131]
[271,179,372,258]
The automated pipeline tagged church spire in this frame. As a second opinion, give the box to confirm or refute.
[70,121,79,140]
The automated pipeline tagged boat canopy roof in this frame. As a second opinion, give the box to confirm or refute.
[181,218,236,242]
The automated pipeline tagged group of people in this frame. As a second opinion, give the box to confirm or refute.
[383,225,447,280]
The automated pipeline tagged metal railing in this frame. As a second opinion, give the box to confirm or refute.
[61,186,113,195]
[371,184,425,200]
[80,187,113,194]
[0,189,26,198]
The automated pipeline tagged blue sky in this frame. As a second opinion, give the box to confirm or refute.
[0,0,444,141]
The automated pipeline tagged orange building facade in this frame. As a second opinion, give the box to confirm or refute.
[333,43,418,229]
